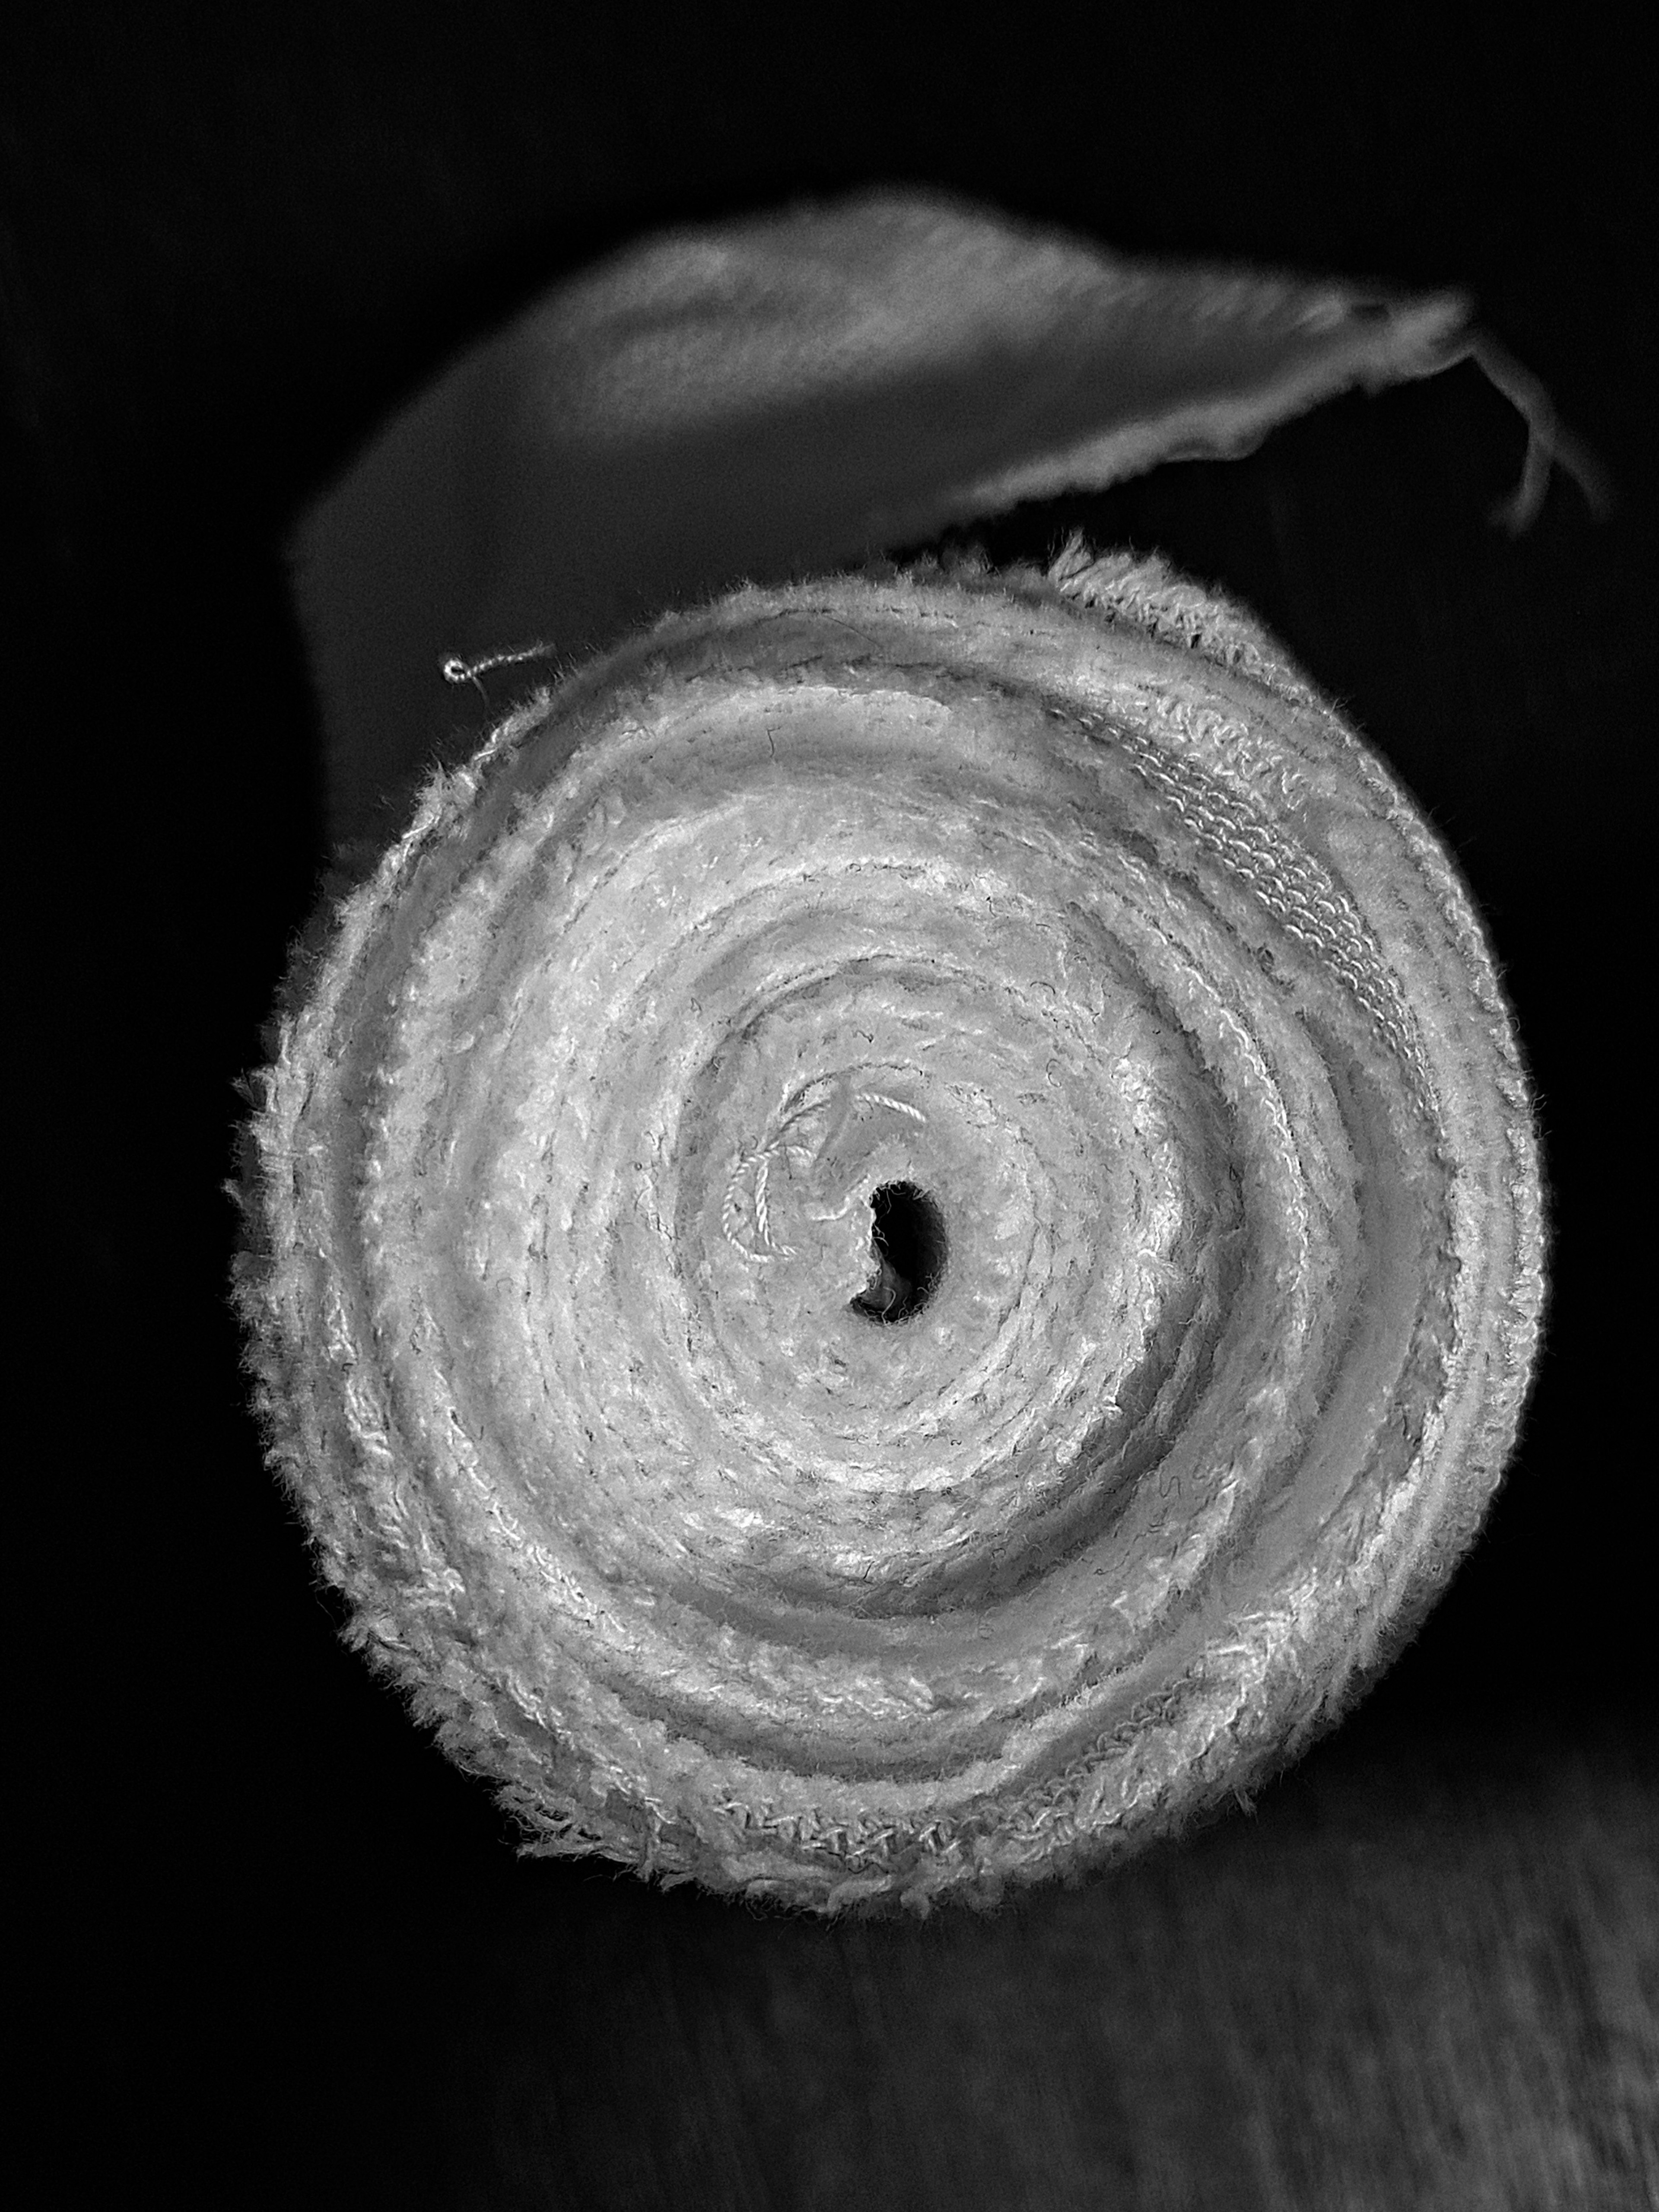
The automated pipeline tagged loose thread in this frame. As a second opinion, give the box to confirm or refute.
[441,640,563,702]
[1459,331,1614,531]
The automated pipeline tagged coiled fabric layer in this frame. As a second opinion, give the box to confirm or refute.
[239,546,1543,1912]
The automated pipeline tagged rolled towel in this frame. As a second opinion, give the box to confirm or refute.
[236,542,1543,1913]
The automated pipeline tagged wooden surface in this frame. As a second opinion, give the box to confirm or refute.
[305,1716,1659,2209]
[7,6,1654,2205]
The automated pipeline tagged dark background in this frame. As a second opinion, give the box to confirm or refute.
[9,6,1654,2206]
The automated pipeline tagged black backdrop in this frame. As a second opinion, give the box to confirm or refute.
[9,6,1655,2206]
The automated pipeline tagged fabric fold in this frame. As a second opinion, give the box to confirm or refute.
[294,189,1556,846]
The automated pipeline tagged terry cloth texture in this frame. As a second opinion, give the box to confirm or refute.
[235,550,1544,1913]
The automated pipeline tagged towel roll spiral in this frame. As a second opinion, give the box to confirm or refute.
[238,543,1543,1912]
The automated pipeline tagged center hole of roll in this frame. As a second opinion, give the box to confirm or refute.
[849,1182,948,1325]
